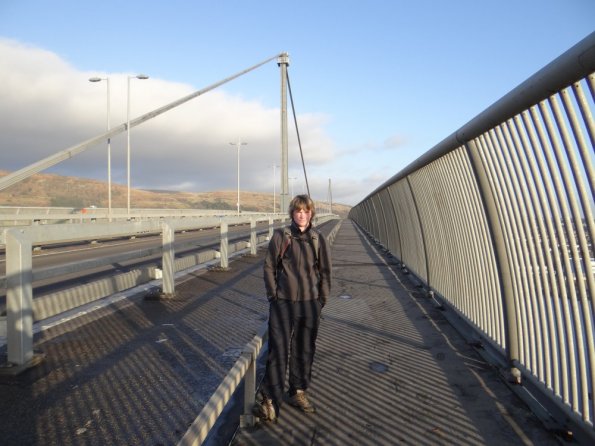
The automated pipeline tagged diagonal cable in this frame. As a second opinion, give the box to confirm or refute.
[286,72,310,197]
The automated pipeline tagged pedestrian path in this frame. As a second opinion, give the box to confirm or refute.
[231,220,558,445]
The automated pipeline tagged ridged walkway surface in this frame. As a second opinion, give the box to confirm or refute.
[0,220,559,445]
[231,220,558,446]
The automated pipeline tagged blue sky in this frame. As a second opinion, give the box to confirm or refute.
[0,1,593,205]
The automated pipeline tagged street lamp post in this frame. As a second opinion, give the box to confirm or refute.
[229,138,247,215]
[270,164,279,214]
[89,76,111,221]
[127,74,149,218]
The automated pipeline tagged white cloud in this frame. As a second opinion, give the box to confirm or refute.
[0,38,352,203]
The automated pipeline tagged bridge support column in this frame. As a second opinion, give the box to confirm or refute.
[278,53,290,211]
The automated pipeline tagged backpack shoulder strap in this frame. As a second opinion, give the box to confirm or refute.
[279,226,292,260]
[310,230,320,263]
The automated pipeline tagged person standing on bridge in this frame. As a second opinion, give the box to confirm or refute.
[255,194,332,422]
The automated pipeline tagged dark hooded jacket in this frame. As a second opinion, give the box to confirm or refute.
[263,221,332,305]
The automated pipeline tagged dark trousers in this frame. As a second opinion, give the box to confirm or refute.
[261,299,322,404]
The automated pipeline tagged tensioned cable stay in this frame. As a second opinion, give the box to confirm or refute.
[286,72,311,197]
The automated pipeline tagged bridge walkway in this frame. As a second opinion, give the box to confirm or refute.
[0,220,560,445]
[231,220,558,445]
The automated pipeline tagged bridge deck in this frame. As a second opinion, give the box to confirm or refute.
[231,220,558,445]
[0,220,559,445]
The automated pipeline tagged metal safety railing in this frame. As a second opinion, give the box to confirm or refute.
[349,32,595,443]
[177,218,343,446]
[1,213,339,369]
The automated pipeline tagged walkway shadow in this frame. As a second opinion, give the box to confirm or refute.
[232,220,558,445]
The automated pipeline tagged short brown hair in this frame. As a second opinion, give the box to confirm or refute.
[288,194,316,219]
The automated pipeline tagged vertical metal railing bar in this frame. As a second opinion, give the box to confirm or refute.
[559,83,595,425]
[464,143,507,345]
[382,189,395,251]
[479,131,525,362]
[466,147,498,338]
[486,127,531,366]
[376,192,390,248]
[569,77,595,424]
[492,124,536,369]
[439,155,468,313]
[370,196,380,242]
[360,201,371,235]
[512,113,557,391]
[427,159,456,300]
[548,92,593,422]
[439,156,465,309]
[560,85,595,256]
[439,153,476,322]
[466,144,504,342]
[366,200,374,238]
[361,201,371,237]
[500,121,542,375]
[369,195,379,242]
[387,185,404,261]
[538,98,582,414]
[357,203,365,232]
[382,187,399,256]
[412,167,443,296]
[405,176,431,285]
[570,79,595,187]
[588,73,595,101]
[451,149,495,339]
[391,183,410,267]
[520,109,563,396]
[376,191,387,247]
[466,138,508,349]
[529,104,573,404]
[396,180,426,279]
[365,200,374,240]
[562,84,595,262]
[503,118,548,380]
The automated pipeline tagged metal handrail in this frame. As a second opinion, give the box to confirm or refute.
[350,32,595,443]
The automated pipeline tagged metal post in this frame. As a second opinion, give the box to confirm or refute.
[466,139,520,381]
[268,217,274,240]
[220,221,229,269]
[229,139,247,215]
[127,76,131,219]
[271,164,278,213]
[127,74,149,219]
[106,78,112,222]
[240,345,257,427]
[162,222,175,296]
[5,229,33,366]
[89,76,112,221]
[250,218,257,255]
[278,53,290,213]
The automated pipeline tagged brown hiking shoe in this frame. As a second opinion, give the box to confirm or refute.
[287,389,316,413]
[253,398,277,422]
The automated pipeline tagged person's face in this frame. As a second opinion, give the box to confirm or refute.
[293,207,312,231]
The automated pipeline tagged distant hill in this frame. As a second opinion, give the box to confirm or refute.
[0,170,351,218]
